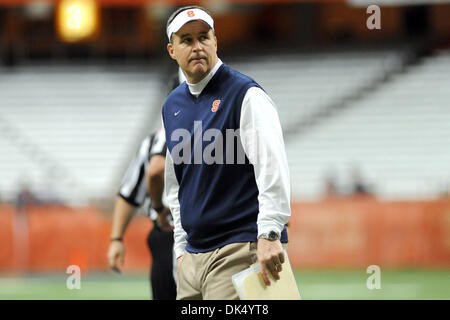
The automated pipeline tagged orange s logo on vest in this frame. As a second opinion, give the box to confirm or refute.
[211,100,221,112]
[187,10,195,17]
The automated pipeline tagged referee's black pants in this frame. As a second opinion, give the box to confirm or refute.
[147,224,176,300]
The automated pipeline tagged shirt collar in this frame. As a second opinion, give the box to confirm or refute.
[186,59,223,97]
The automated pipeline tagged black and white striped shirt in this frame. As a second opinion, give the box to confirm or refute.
[118,128,166,220]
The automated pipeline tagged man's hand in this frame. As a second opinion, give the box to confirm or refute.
[156,206,174,232]
[257,239,285,286]
[107,240,125,273]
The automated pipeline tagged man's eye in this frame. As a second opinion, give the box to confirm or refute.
[183,38,192,43]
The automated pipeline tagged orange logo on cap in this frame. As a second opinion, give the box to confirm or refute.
[187,10,195,17]
[211,100,221,112]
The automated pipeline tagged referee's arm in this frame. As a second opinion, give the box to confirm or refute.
[108,136,152,273]
[146,155,165,209]
[146,128,172,231]
[108,197,136,273]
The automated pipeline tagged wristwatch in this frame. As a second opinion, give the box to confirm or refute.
[257,230,280,241]
[152,204,165,213]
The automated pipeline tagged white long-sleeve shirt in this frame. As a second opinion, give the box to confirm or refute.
[165,59,291,259]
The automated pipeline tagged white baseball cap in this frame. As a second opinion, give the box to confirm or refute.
[166,8,214,41]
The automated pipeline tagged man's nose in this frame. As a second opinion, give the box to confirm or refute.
[192,39,202,51]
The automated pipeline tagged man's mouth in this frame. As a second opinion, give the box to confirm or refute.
[190,57,206,63]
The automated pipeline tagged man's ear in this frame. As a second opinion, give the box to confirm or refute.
[167,42,177,60]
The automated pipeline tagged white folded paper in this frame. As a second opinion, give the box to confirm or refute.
[232,251,301,300]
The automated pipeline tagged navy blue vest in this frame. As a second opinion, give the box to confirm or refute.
[162,63,288,253]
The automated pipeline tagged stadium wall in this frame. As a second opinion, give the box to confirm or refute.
[0,199,449,273]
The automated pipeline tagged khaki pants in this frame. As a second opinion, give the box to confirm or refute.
[177,242,258,300]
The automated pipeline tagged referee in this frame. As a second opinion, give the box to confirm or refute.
[107,74,183,300]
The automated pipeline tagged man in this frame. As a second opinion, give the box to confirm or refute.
[107,75,183,300]
[162,6,291,300]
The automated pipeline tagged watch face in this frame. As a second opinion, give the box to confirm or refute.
[258,231,280,241]
[269,231,278,240]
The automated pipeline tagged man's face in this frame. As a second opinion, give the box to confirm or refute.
[167,20,218,84]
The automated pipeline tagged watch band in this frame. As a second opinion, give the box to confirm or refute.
[257,230,280,241]
[152,205,165,213]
